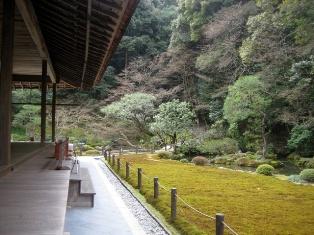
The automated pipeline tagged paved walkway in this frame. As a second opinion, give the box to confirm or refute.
[64,158,146,235]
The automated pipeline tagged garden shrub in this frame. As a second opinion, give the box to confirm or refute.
[287,152,301,161]
[269,160,284,168]
[176,140,201,159]
[256,164,274,176]
[300,169,314,182]
[84,149,101,156]
[305,159,314,169]
[171,153,185,160]
[192,156,209,166]
[83,144,95,151]
[198,138,239,156]
[180,158,189,163]
[157,151,172,159]
[288,175,302,183]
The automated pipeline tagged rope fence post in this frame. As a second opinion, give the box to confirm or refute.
[154,177,159,199]
[126,162,130,179]
[112,154,115,167]
[117,158,121,172]
[171,188,177,221]
[138,168,142,192]
[216,213,224,235]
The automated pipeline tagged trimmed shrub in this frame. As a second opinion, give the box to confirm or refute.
[256,164,274,176]
[84,149,101,156]
[288,175,302,183]
[171,153,185,160]
[198,138,239,156]
[300,169,314,182]
[192,156,209,166]
[157,151,172,159]
[180,158,189,163]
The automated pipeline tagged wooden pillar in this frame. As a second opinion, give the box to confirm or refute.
[0,0,15,166]
[40,60,47,144]
[51,83,56,142]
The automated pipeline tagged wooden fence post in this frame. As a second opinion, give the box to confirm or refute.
[216,213,224,235]
[112,154,115,166]
[154,177,159,199]
[137,168,142,192]
[126,162,130,179]
[171,188,177,221]
[117,158,121,172]
[108,155,111,164]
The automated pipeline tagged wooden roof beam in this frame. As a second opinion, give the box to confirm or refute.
[80,0,92,89]
[13,74,51,83]
[15,0,57,83]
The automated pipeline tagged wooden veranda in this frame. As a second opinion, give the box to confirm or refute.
[0,0,138,168]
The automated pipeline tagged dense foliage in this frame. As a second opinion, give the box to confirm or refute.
[12,0,314,163]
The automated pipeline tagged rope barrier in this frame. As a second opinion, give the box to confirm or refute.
[175,194,215,220]
[114,160,239,235]
[222,221,239,235]
[157,182,170,192]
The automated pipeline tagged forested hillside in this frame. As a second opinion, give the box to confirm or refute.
[13,0,314,162]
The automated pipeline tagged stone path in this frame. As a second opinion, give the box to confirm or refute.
[65,157,168,235]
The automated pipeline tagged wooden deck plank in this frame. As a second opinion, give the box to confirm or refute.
[0,146,70,235]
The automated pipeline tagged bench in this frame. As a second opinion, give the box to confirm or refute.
[67,167,96,207]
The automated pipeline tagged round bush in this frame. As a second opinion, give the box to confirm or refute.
[256,164,274,176]
[157,151,172,159]
[180,158,189,163]
[192,156,209,166]
[300,169,314,182]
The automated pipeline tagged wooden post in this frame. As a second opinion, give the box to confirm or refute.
[40,60,47,144]
[108,155,111,164]
[117,158,121,172]
[0,0,15,166]
[112,154,115,166]
[137,168,142,191]
[51,83,56,142]
[119,146,122,156]
[126,162,130,179]
[171,188,177,221]
[154,177,159,199]
[216,213,224,235]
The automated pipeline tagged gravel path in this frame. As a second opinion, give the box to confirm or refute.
[96,158,169,235]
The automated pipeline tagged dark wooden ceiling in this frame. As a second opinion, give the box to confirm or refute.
[32,0,138,89]
[0,0,138,89]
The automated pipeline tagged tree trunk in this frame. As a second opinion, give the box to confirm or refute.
[261,113,267,159]
[172,133,177,153]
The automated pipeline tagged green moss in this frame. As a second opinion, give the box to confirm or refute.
[115,154,314,235]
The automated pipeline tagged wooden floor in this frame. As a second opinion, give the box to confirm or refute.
[0,145,70,235]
